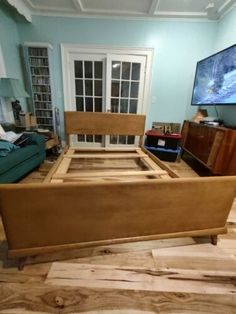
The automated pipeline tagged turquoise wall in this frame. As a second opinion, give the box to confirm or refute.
[213,7,236,126]
[17,16,217,131]
[0,4,27,110]
[2,4,236,131]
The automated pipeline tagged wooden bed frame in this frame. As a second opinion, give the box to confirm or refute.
[1,111,236,262]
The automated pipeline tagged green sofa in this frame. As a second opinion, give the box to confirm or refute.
[0,134,46,183]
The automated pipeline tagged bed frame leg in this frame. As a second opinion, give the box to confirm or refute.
[18,257,26,271]
[210,235,218,245]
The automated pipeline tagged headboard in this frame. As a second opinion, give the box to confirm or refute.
[64,111,146,136]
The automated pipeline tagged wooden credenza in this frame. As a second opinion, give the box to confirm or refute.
[181,121,236,175]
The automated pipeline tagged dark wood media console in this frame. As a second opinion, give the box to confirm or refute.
[181,120,236,175]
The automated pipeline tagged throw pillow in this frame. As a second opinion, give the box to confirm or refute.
[0,140,19,157]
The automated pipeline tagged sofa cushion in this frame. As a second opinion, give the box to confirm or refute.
[0,140,19,157]
[0,144,40,175]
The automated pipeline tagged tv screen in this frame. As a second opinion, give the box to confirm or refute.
[191,44,236,106]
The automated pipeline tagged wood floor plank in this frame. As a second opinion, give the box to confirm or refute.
[0,283,235,314]
[152,243,236,271]
[46,262,236,295]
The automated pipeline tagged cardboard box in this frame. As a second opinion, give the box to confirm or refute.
[152,122,181,134]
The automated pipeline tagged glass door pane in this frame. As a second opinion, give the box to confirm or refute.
[106,54,146,147]
[70,54,105,147]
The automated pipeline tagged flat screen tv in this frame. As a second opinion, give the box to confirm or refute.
[191,44,236,106]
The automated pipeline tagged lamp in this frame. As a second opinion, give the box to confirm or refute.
[0,78,30,124]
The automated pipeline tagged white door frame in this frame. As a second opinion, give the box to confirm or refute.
[61,44,153,115]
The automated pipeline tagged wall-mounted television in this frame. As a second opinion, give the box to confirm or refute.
[191,44,236,106]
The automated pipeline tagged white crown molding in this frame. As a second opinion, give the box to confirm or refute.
[218,0,234,13]
[30,11,217,22]
[7,0,32,22]
[79,0,152,15]
[26,0,155,16]
[155,11,207,18]
[25,0,75,13]
[219,1,236,20]
[18,0,236,21]
[78,8,148,15]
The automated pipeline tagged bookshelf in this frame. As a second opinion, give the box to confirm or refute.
[23,43,55,132]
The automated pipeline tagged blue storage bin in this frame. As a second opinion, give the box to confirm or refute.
[145,146,181,162]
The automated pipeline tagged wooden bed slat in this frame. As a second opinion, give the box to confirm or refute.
[64,153,147,159]
[51,148,75,183]
[70,147,137,152]
[53,170,167,179]
[65,111,146,135]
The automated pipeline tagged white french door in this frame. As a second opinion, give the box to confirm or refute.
[106,54,145,147]
[62,45,153,148]
[69,53,105,146]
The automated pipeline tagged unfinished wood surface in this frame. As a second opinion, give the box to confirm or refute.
[46,260,236,294]
[70,147,139,151]
[68,158,142,173]
[43,147,68,183]
[0,230,236,313]
[49,147,172,183]
[136,148,171,179]
[1,176,236,258]
[65,111,146,135]
[53,169,167,179]
[1,282,235,314]
[65,153,147,159]
[141,146,179,178]
[152,243,236,271]
[50,148,74,183]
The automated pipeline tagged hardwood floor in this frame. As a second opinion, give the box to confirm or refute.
[0,157,236,313]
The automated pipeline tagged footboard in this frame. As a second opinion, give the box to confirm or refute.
[1,176,236,258]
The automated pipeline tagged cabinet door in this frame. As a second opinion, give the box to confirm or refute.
[184,123,223,167]
[212,129,236,175]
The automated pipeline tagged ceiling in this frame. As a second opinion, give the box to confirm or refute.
[6,0,236,22]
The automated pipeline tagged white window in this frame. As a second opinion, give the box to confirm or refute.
[61,45,153,147]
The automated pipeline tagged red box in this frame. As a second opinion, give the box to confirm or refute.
[145,130,181,150]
